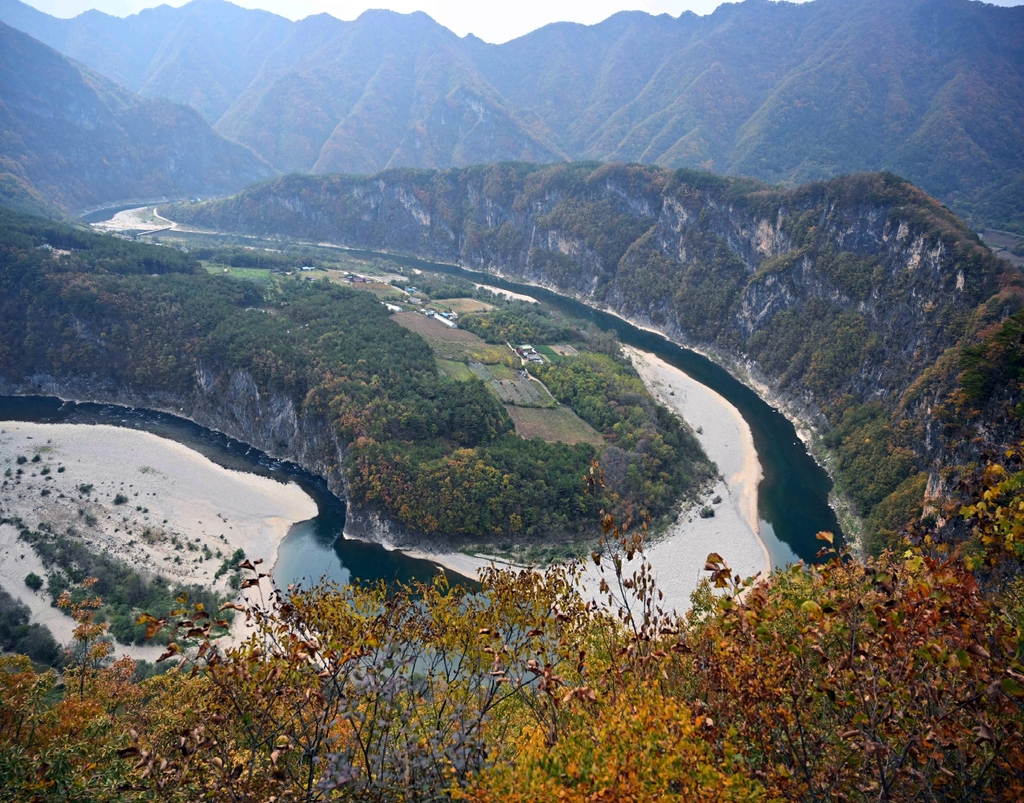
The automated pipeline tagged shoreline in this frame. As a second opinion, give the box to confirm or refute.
[0,422,317,661]
[396,344,772,613]
[576,346,771,612]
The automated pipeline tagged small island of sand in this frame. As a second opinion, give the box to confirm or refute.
[0,422,317,660]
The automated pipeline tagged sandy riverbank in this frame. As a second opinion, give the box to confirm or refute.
[613,347,770,604]
[397,345,772,613]
[91,206,171,233]
[0,422,317,661]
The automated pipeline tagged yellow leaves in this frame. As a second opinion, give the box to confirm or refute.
[800,600,823,620]
[903,549,926,573]
[468,694,763,802]
[962,444,1024,560]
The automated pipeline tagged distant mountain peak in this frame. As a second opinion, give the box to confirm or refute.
[0,0,1021,230]
[0,19,274,214]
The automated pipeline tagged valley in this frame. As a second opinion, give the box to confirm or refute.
[2,0,1024,797]
[164,163,1017,554]
[0,201,842,650]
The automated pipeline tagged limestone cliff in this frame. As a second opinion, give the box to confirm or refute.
[0,366,417,548]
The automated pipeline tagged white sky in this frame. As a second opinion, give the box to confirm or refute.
[18,0,1024,44]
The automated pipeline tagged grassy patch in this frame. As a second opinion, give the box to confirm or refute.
[202,264,276,287]
[537,345,562,363]
[504,405,604,446]
[443,297,495,313]
[437,359,474,381]
[487,363,517,380]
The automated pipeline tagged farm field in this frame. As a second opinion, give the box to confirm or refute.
[202,264,276,287]
[437,359,473,381]
[504,405,603,446]
[322,271,404,297]
[442,298,494,313]
[394,312,511,364]
[469,363,554,407]
[537,345,562,363]
[483,363,517,381]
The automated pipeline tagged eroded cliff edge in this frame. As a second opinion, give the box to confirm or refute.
[168,165,1024,550]
[0,366,415,548]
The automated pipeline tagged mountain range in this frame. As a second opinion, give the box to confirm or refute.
[0,19,274,213]
[2,0,1022,230]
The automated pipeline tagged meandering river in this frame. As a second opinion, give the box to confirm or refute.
[0,396,447,589]
[329,248,842,564]
[1,244,841,592]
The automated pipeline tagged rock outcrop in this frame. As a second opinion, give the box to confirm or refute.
[167,163,1024,543]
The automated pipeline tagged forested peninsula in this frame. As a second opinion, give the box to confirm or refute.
[3,161,1024,803]
[0,208,713,547]
[166,163,1024,552]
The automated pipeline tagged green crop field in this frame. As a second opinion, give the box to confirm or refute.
[487,363,518,380]
[202,264,276,287]
[537,345,562,363]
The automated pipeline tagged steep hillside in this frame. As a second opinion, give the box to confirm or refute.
[166,164,1024,550]
[215,11,563,175]
[0,208,713,547]
[3,0,1022,229]
[0,22,274,213]
[0,0,292,124]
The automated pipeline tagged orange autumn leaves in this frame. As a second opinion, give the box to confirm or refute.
[3,489,1024,800]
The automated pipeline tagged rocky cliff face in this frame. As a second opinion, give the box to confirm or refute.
[168,164,1024,540]
[0,365,423,548]
[171,166,1013,437]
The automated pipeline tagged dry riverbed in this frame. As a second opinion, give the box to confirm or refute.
[0,422,316,660]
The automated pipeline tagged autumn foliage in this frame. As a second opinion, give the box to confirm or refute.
[3,498,1024,800]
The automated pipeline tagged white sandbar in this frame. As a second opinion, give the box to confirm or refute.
[0,422,317,660]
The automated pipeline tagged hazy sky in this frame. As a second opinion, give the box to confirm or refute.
[19,0,1024,43]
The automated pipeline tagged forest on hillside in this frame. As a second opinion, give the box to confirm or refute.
[0,209,712,544]
[167,164,1024,554]
[3,477,1024,801]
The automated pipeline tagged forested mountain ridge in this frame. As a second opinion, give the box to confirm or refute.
[3,0,1022,230]
[0,21,275,213]
[166,163,1024,551]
